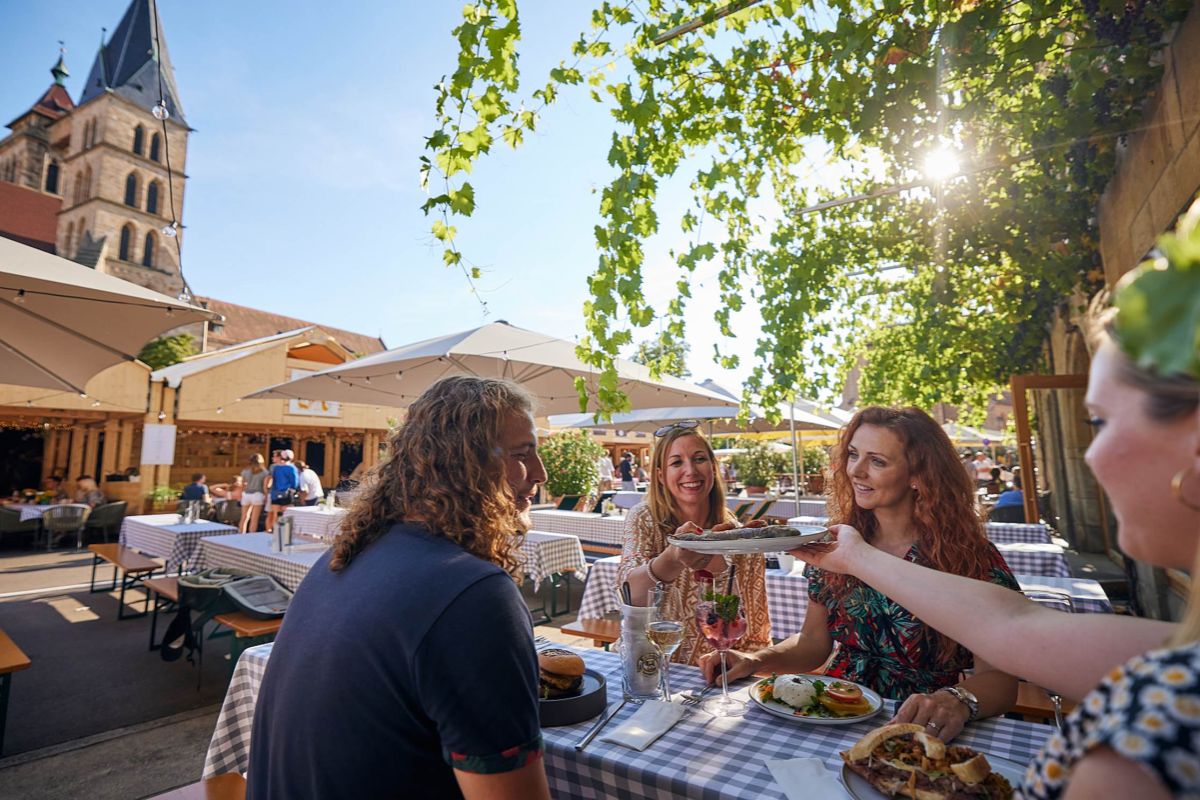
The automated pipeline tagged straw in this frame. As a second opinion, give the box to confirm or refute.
[725,563,737,595]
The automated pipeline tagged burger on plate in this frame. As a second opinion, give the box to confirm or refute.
[538,648,585,700]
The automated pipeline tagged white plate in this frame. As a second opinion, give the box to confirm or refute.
[667,525,829,554]
[749,675,883,725]
[841,754,1025,799]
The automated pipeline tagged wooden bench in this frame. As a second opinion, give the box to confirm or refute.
[1012,680,1075,726]
[212,612,284,667]
[0,627,31,755]
[581,543,622,557]
[145,577,179,651]
[149,772,246,799]
[560,618,619,649]
[87,543,162,619]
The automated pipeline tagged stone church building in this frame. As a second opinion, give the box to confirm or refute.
[0,0,384,356]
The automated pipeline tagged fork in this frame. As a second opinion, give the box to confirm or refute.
[680,683,715,707]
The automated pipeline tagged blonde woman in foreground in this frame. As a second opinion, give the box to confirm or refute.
[801,300,1199,798]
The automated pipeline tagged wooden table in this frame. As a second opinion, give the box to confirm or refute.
[0,627,31,755]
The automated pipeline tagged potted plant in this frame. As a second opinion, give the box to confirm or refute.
[146,484,179,514]
[538,431,607,511]
[801,446,830,495]
[730,441,788,495]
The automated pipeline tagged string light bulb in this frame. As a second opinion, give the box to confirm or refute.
[162,222,177,238]
[79,392,87,399]
[216,407,224,414]
[165,307,175,317]
[13,289,26,305]
[91,400,101,407]
[152,101,170,121]
[157,411,166,421]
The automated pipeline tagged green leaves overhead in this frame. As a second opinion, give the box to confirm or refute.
[424,0,1189,412]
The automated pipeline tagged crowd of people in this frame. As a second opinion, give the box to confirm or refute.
[177,255,1200,798]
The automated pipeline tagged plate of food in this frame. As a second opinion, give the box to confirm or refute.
[750,674,883,725]
[537,648,608,727]
[667,524,831,554]
[840,723,1019,799]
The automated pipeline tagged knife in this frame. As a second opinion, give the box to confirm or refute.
[574,698,627,751]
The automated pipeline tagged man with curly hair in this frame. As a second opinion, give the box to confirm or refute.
[247,376,550,800]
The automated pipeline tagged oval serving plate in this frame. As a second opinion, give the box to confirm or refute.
[749,675,883,726]
[539,669,607,727]
[667,525,829,554]
[841,754,1026,800]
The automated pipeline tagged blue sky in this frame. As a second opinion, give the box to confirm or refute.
[1,0,759,390]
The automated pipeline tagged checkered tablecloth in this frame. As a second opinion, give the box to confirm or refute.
[984,522,1052,545]
[529,510,626,548]
[204,644,1053,796]
[11,503,53,522]
[577,557,812,640]
[119,514,237,572]
[282,506,346,540]
[204,642,274,778]
[995,542,1070,578]
[578,556,1108,637]
[193,533,328,591]
[521,531,588,586]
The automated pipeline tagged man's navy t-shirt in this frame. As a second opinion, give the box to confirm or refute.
[618,459,633,481]
[246,523,542,799]
[180,482,207,501]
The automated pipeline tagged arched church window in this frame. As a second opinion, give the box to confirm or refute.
[142,232,155,267]
[150,133,161,162]
[124,173,139,207]
[64,221,75,257]
[133,126,144,156]
[147,181,160,215]
[119,224,133,261]
[45,160,60,194]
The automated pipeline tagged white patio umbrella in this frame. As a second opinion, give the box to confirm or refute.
[0,236,221,394]
[247,320,734,415]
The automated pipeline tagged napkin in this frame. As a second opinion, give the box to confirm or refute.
[599,699,686,750]
[764,757,851,800]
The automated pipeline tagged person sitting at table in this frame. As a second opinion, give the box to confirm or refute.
[618,420,771,666]
[799,284,1200,797]
[246,376,550,800]
[992,466,1024,509]
[72,475,105,508]
[180,473,210,503]
[209,474,244,502]
[42,475,69,503]
[984,466,1006,495]
[239,454,267,533]
[702,406,1020,742]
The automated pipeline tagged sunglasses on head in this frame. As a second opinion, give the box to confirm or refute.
[654,419,700,438]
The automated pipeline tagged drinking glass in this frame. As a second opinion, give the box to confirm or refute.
[695,570,748,717]
[645,586,684,702]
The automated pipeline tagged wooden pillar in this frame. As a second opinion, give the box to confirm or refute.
[362,432,379,470]
[67,427,85,481]
[101,419,120,476]
[41,430,57,482]
[82,426,101,478]
[117,420,135,472]
[325,433,338,485]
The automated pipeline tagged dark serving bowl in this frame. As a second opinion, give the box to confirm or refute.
[539,669,607,727]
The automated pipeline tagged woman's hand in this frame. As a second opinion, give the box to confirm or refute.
[889,690,971,742]
[788,524,868,574]
[698,648,762,685]
[667,522,727,572]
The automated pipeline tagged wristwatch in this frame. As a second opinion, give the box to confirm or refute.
[939,685,980,722]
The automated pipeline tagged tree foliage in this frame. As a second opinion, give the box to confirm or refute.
[539,429,608,496]
[137,333,195,370]
[424,0,1189,413]
[631,334,692,378]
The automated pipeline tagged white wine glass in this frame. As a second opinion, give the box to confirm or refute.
[645,585,684,702]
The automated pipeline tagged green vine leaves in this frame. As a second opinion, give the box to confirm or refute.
[423,0,1189,414]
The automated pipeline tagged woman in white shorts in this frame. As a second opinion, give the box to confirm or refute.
[239,453,268,533]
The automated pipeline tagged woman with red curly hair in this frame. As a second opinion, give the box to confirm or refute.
[702,406,1019,742]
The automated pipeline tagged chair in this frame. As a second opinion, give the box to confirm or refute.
[747,499,775,523]
[1020,589,1075,731]
[989,504,1026,523]
[83,501,127,544]
[731,502,753,522]
[0,507,40,548]
[41,504,91,550]
[213,500,241,526]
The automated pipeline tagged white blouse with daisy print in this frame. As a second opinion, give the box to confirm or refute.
[1021,642,1200,799]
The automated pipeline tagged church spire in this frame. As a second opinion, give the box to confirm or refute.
[51,44,69,86]
[80,0,187,124]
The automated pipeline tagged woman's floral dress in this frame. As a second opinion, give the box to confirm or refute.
[806,543,1019,699]
[1020,642,1200,798]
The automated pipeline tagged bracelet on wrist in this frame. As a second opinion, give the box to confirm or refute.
[938,685,980,722]
[646,555,671,584]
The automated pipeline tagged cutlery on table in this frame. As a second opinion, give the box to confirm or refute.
[574,698,627,751]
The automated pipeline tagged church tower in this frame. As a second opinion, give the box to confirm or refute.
[57,0,190,297]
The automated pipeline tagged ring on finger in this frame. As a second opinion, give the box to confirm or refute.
[925,720,942,731]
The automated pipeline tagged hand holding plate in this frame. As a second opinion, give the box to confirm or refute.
[787,524,867,571]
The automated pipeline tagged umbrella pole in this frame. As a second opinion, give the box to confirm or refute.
[789,398,801,498]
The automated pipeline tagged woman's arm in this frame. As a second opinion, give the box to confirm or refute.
[889,653,1018,742]
[618,515,737,606]
[1062,747,1171,800]
[800,527,1176,700]
[699,600,834,683]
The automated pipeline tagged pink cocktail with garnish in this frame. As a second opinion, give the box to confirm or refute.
[694,568,747,717]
